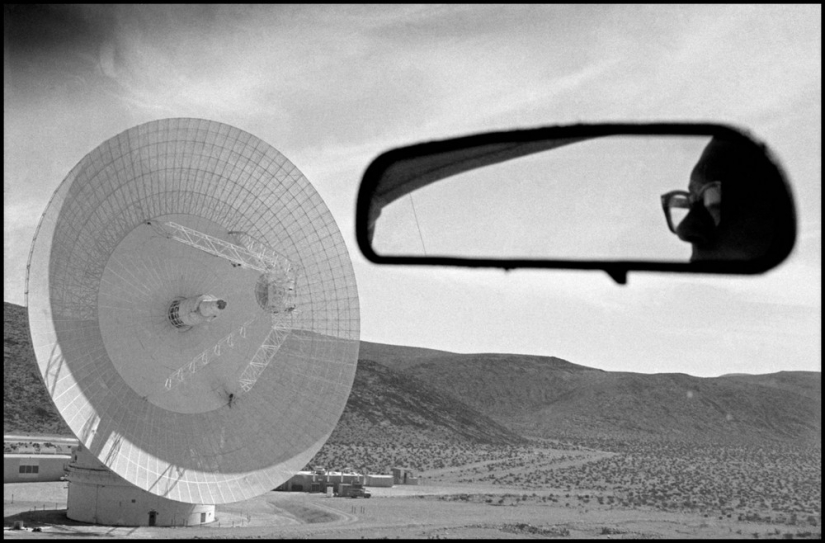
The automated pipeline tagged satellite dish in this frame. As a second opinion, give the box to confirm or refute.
[25,118,359,505]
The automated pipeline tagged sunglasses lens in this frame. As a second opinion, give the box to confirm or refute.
[667,194,690,231]
[702,183,722,226]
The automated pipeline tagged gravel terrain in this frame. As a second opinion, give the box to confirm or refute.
[4,481,820,540]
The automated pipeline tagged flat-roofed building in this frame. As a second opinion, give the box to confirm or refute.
[392,467,418,485]
[277,470,393,492]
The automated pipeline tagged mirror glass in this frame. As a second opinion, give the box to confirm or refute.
[370,135,787,264]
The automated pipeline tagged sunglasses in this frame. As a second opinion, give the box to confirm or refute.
[660,181,722,234]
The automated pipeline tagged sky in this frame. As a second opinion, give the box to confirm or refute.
[4,4,821,377]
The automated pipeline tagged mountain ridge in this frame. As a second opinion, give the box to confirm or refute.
[5,302,820,447]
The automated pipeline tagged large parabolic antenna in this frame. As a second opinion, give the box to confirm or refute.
[26,118,359,505]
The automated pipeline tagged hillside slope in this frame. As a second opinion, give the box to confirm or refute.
[719,372,821,402]
[358,340,458,371]
[3,302,523,445]
[6,301,820,448]
[326,358,525,445]
[4,302,73,436]
[395,356,820,445]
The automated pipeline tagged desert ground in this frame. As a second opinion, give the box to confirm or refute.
[4,443,820,540]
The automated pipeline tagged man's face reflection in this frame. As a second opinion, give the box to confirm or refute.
[674,138,776,262]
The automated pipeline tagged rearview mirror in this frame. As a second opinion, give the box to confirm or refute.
[355,123,796,284]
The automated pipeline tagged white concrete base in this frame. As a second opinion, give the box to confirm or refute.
[66,446,215,527]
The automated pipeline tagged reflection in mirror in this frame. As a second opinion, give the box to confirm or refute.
[371,135,788,264]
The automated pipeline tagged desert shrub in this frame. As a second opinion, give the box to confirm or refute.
[501,524,569,537]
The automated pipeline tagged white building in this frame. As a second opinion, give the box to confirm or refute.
[64,445,215,527]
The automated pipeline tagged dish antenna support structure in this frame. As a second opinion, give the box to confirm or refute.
[26,118,359,526]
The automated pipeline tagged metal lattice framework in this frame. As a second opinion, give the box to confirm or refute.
[151,220,300,393]
[238,324,292,392]
[26,118,360,505]
[149,221,296,275]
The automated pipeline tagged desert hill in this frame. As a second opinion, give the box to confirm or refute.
[356,340,457,371]
[359,341,820,446]
[5,302,821,448]
[326,358,525,445]
[3,302,522,445]
[4,302,73,436]
[391,354,820,445]
[719,371,821,402]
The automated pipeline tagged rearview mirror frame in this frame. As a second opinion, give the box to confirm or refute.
[355,123,797,284]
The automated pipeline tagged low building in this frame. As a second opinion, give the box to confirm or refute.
[366,474,394,487]
[3,454,70,484]
[391,467,419,485]
[277,469,394,492]
[3,433,79,484]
